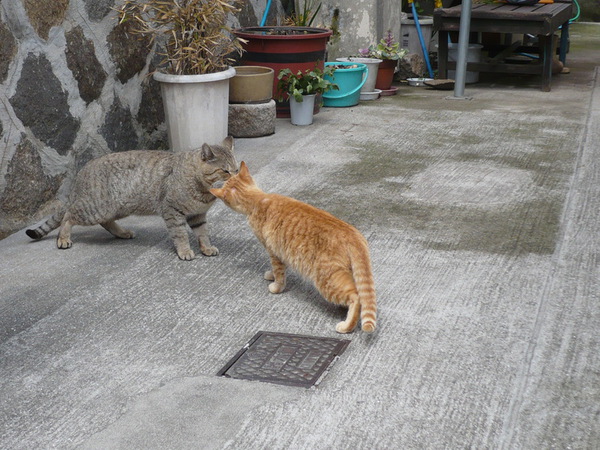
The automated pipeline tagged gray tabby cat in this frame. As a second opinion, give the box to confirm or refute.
[26,136,238,260]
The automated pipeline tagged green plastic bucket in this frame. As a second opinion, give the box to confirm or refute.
[323,62,368,107]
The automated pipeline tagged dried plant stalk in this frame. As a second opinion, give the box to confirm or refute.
[117,0,245,75]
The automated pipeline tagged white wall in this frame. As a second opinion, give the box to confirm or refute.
[315,0,404,60]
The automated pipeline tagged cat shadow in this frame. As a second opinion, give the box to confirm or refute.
[216,234,347,323]
[27,223,173,254]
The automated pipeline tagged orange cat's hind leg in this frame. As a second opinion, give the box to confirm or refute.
[265,253,286,294]
[319,270,361,334]
[336,300,360,334]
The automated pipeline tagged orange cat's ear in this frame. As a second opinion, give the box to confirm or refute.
[209,188,223,199]
[239,161,253,181]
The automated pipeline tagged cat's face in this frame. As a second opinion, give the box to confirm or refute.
[210,161,254,213]
[202,136,239,185]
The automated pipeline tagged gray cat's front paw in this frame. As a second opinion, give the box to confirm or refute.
[57,238,72,249]
[200,245,219,256]
[118,230,135,239]
[177,249,196,261]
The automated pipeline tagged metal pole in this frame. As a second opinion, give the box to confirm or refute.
[411,3,434,78]
[453,0,472,98]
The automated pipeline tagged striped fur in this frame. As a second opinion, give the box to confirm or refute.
[26,205,65,240]
[210,161,377,333]
[26,137,238,260]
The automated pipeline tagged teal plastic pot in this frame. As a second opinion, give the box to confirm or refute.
[323,62,368,107]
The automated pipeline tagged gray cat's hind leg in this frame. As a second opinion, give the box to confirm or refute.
[101,221,135,239]
[187,213,219,256]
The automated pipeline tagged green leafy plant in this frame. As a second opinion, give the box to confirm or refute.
[277,66,339,103]
[116,0,246,75]
[284,0,323,27]
[358,30,408,61]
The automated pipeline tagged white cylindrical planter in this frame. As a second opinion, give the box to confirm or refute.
[154,67,236,151]
[401,17,434,56]
[336,57,381,93]
[289,94,315,126]
[448,44,483,83]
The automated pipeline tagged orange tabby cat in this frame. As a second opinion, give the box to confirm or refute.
[210,162,376,333]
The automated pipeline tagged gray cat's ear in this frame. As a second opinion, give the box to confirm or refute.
[201,143,215,161]
[222,136,234,150]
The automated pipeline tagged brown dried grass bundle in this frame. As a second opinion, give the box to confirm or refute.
[117,0,245,75]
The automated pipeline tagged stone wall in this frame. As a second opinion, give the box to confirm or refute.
[0,0,275,238]
[0,0,398,239]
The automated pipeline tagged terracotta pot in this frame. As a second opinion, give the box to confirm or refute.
[233,26,332,118]
[374,59,397,90]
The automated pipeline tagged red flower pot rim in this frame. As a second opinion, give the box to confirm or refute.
[233,26,333,40]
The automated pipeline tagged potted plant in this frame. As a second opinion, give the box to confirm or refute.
[117,0,246,151]
[335,56,382,97]
[229,66,274,104]
[284,0,322,27]
[277,67,338,126]
[233,1,333,118]
[359,30,408,92]
[322,62,368,107]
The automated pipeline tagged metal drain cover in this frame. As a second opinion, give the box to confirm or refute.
[217,331,350,388]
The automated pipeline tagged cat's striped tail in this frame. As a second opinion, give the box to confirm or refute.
[351,247,377,333]
[25,206,66,240]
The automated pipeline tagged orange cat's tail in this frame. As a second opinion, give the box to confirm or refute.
[351,248,377,333]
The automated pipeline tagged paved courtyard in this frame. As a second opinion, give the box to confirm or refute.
[1,23,599,449]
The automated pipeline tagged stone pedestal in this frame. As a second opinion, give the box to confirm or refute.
[228,100,276,138]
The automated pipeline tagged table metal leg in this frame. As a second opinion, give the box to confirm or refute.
[540,34,553,92]
[559,20,569,64]
[438,31,449,78]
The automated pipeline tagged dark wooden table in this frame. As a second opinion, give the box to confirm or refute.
[433,2,573,91]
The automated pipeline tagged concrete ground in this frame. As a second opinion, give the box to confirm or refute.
[1,23,599,449]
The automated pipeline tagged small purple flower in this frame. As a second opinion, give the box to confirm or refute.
[384,30,395,47]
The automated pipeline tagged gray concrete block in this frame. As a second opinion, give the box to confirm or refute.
[228,100,276,138]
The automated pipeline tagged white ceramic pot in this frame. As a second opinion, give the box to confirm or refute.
[336,57,381,93]
[154,67,236,151]
[289,94,316,126]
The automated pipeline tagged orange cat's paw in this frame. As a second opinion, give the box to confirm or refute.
[268,282,285,294]
[335,321,356,334]
[264,270,274,281]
